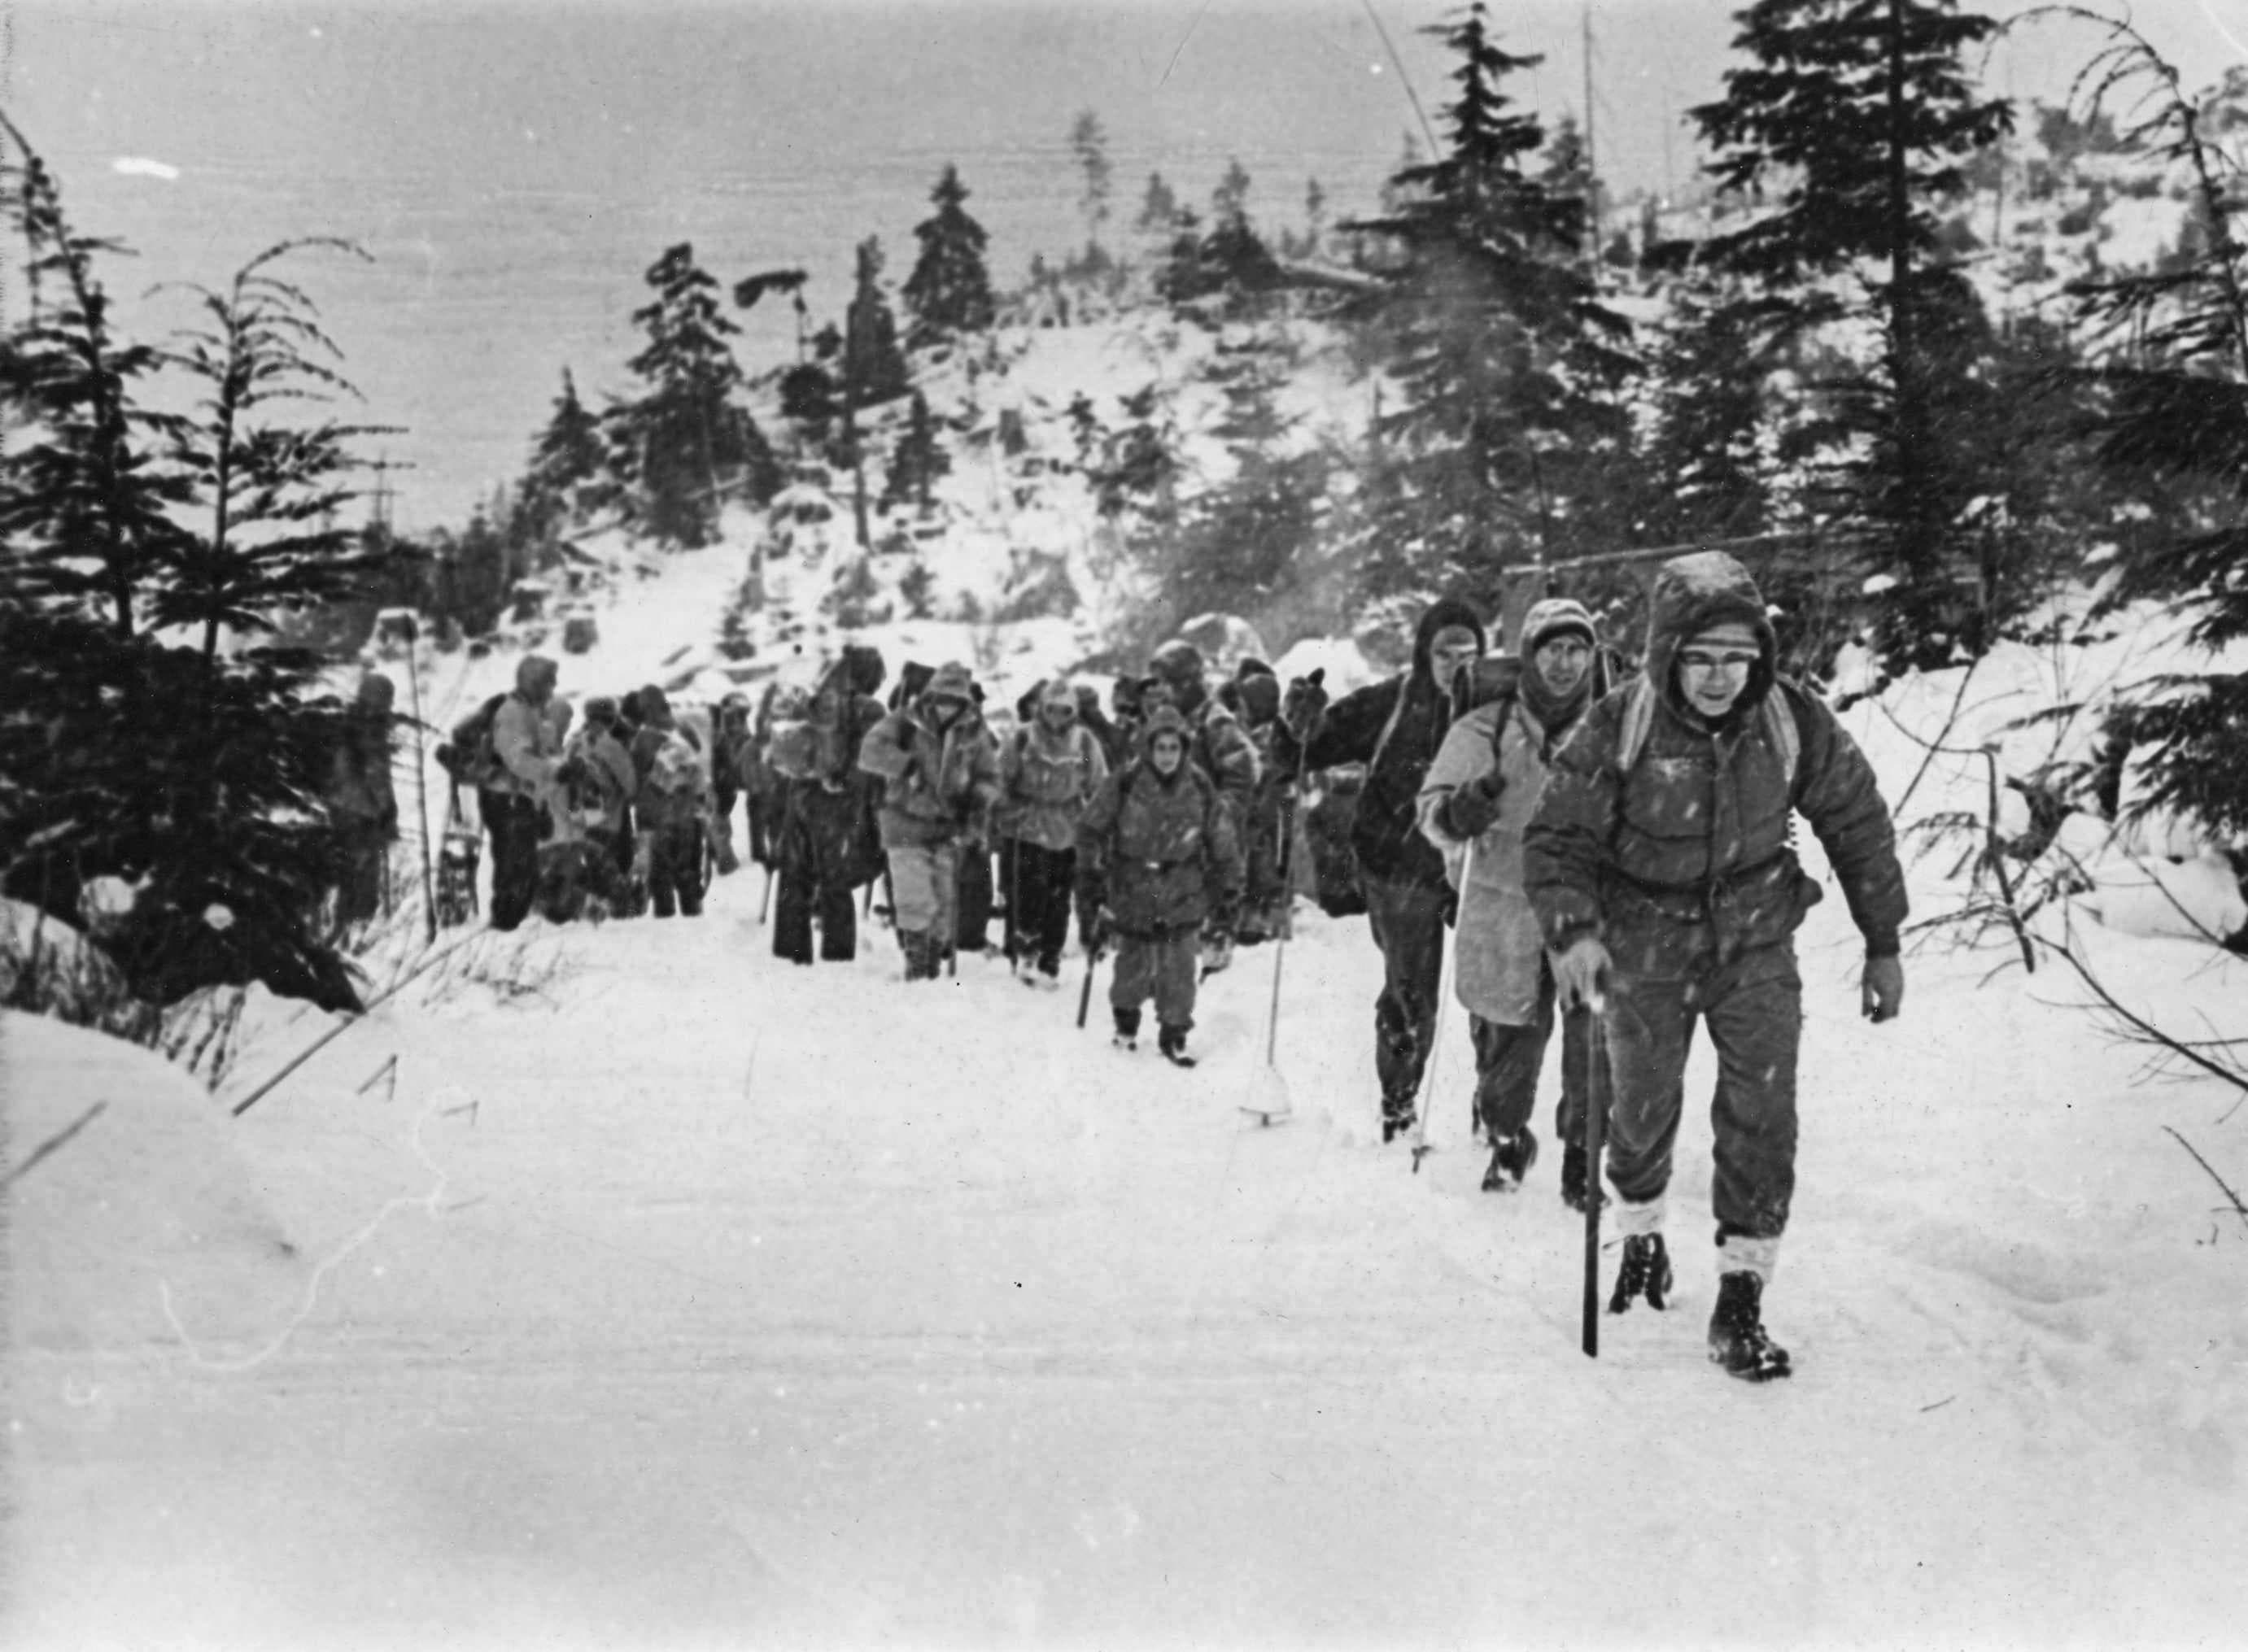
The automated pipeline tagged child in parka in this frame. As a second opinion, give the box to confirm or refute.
[1075,705,1244,1065]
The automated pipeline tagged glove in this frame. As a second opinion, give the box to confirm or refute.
[1077,891,1107,951]
[1280,670,1329,740]
[556,756,589,789]
[1551,935,1612,1012]
[1439,773,1504,840]
[1862,953,1905,1023]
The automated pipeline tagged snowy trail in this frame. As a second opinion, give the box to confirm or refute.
[11,843,2246,1650]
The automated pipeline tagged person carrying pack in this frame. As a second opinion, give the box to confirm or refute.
[1417,599,1609,1203]
[856,660,1002,980]
[1075,704,1243,1066]
[628,686,712,919]
[1275,598,1488,1141]
[1523,551,1909,1383]
[999,677,1109,987]
[479,655,565,931]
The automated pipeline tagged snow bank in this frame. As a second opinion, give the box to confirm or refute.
[2,1010,307,1358]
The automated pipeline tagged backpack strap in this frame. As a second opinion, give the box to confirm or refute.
[1613,677,1802,800]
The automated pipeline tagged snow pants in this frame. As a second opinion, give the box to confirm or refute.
[886,840,961,950]
[481,790,544,932]
[647,820,706,918]
[957,846,995,952]
[1468,963,1602,1146]
[1362,872,1451,1107]
[1110,929,1198,1031]
[1003,839,1076,974]
[774,786,863,963]
[1601,938,1801,1241]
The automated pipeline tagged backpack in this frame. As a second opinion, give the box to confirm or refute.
[644,729,704,797]
[436,692,509,788]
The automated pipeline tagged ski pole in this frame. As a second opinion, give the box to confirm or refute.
[1581,992,1609,1358]
[1264,797,1297,1066]
[1411,840,1468,1174]
[758,865,775,924]
[1076,944,1101,1029]
[403,623,437,945]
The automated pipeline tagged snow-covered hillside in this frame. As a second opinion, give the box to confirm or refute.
[9,518,2247,1650]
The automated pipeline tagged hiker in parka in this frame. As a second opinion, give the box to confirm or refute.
[545,695,640,920]
[627,686,713,919]
[1224,660,1295,945]
[1075,704,1244,1063]
[1417,599,1610,1203]
[709,693,752,877]
[1276,598,1488,1141]
[998,677,1110,985]
[325,671,399,929]
[857,660,1002,980]
[486,653,566,932]
[1523,551,1908,1383]
[1141,639,1259,974]
[772,655,888,965]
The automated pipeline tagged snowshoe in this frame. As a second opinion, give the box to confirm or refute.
[1608,1232,1674,1314]
[1158,1025,1195,1068]
[1709,1271,1792,1383]
[1480,1127,1539,1193]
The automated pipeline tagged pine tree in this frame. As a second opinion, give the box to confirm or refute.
[1691,0,2012,669]
[838,237,910,547]
[153,237,393,662]
[613,242,778,549]
[517,368,609,543]
[1344,2,1635,599]
[1137,173,1181,238]
[2065,23,2248,839]
[1164,346,1329,623]
[1070,111,1115,255]
[0,129,193,637]
[901,164,996,345]
[1212,159,1253,230]
[881,390,950,514]
[0,131,364,1014]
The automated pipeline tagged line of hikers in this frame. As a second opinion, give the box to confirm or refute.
[379,547,1906,1381]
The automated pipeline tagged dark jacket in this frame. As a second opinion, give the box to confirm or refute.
[1280,596,1486,888]
[1523,551,1908,979]
[1076,710,1245,939]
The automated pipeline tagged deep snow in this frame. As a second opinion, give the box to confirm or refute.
[8,529,2248,1649]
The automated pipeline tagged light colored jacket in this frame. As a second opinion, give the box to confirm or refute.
[1416,696,1558,1027]
[491,693,563,800]
[1000,721,1108,852]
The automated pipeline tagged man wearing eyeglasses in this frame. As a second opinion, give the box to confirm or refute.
[1523,551,1908,1382]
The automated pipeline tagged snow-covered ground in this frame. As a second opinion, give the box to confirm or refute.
[7,834,2246,1650]
[10,511,2248,1649]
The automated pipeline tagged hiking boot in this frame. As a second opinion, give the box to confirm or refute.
[1158,1024,1194,1067]
[1709,1271,1792,1382]
[1381,1092,1416,1144]
[1481,1127,1539,1193]
[1560,1144,1606,1214]
[1608,1232,1674,1314]
[1111,1006,1141,1052]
